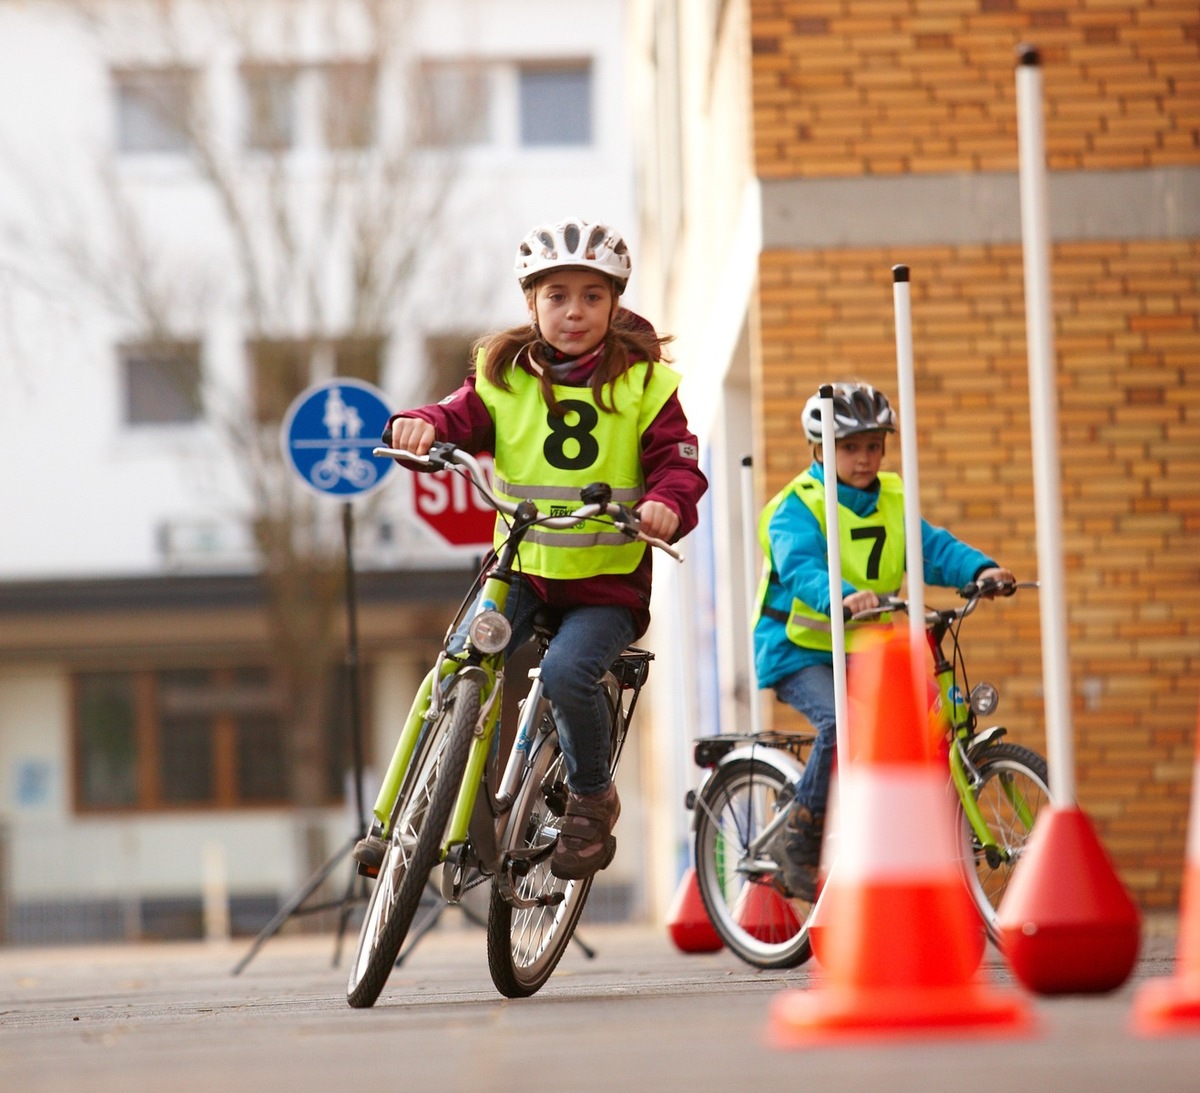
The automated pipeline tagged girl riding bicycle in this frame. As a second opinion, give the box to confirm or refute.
[753,381,1014,900]
[359,217,707,881]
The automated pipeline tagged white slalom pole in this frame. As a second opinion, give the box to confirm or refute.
[740,455,764,736]
[819,386,850,765]
[891,265,927,688]
[1016,44,1076,806]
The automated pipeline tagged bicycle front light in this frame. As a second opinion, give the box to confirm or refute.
[468,610,511,655]
[969,682,1000,717]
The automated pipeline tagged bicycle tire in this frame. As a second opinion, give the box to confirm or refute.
[346,675,481,1008]
[957,740,1050,946]
[486,722,595,997]
[693,758,813,969]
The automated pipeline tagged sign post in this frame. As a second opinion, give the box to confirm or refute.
[234,378,394,976]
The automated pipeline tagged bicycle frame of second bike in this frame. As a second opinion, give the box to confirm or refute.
[929,631,1034,865]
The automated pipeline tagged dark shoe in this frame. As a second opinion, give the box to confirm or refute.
[352,832,387,877]
[550,783,621,881]
[779,803,824,901]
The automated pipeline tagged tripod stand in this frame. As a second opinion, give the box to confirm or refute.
[233,502,370,975]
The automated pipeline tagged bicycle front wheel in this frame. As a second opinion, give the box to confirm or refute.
[486,725,594,998]
[958,741,1051,946]
[346,675,480,1008]
[693,758,813,969]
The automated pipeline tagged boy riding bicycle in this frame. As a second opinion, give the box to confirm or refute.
[753,381,1014,900]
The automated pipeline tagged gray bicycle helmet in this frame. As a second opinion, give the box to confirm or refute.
[801,382,896,443]
[514,218,632,292]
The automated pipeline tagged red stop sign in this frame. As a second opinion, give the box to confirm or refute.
[412,453,496,547]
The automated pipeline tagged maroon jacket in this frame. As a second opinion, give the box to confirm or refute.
[389,348,707,638]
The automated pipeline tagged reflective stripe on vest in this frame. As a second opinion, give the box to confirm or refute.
[475,356,682,579]
[755,471,906,652]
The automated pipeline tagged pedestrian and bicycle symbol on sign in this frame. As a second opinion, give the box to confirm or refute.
[281,379,395,499]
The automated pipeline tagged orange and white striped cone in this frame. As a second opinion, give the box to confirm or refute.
[767,631,1030,1045]
[1132,709,1200,1035]
[666,866,723,953]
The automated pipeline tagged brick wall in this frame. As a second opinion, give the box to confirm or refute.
[751,0,1199,177]
[754,240,1200,908]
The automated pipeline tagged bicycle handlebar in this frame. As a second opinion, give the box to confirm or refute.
[373,443,684,563]
[849,578,1038,625]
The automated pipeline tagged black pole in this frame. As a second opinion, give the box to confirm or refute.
[342,501,367,837]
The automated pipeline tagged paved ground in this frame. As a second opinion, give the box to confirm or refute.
[1,912,1197,1092]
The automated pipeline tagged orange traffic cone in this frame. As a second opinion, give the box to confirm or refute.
[767,632,1031,1045]
[1132,709,1200,1035]
[666,866,723,953]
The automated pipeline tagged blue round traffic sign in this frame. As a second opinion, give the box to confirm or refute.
[280,379,395,499]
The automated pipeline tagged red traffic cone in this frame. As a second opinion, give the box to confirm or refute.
[995,804,1140,994]
[666,866,723,953]
[1132,710,1200,1034]
[767,632,1030,1045]
[734,881,801,944]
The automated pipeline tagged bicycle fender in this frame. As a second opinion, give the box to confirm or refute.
[689,745,804,832]
[967,725,1008,759]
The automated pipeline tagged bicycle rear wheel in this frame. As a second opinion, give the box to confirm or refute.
[486,723,594,998]
[693,758,813,969]
[958,741,1050,945]
[346,675,480,1008]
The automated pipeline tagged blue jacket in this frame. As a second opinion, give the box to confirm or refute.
[753,462,997,689]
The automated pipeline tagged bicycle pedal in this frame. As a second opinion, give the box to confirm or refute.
[356,861,379,879]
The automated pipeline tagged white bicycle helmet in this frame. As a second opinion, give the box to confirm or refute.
[514,218,632,292]
[801,382,896,443]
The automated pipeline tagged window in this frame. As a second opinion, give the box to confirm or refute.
[416,57,595,151]
[242,63,299,151]
[114,67,194,154]
[77,674,139,808]
[417,61,490,147]
[323,61,377,150]
[73,664,359,811]
[518,63,592,146]
[249,337,385,424]
[121,341,203,426]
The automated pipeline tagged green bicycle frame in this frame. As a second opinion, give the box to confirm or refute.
[936,659,1035,861]
[368,569,511,850]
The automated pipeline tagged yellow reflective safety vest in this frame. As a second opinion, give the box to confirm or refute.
[474,357,681,579]
[755,470,906,651]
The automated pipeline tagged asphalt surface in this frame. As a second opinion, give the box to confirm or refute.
[1,913,1198,1093]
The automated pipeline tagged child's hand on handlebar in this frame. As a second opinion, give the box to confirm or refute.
[635,500,680,542]
[843,589,881,617]
[389,417,436,456]
[974,567,1016,596]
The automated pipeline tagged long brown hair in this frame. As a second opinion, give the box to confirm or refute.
[473,305,674,415]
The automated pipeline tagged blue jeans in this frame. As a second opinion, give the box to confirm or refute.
[775,663,838,819]
[457,576,635,797]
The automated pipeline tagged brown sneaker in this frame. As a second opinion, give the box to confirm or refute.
[550,783,621,881]
[778,803,824,901]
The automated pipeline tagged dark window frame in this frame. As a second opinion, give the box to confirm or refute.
[72,663,366,813]
[121,340,204,426]
[114,66,196,155]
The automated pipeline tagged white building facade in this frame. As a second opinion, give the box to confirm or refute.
[0,0,686,942]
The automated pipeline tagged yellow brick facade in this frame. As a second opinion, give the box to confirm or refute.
[630,0,1197,913]
[746,0,1199,911]
[756,242,1200,907]
[751,0,1200,177]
